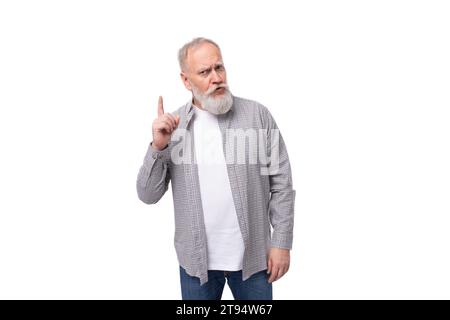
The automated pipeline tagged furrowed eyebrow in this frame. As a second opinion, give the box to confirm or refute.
[197,62,224,74]
[198,67,211,73]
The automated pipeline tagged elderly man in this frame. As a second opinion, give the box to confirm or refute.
[136,37,296,300]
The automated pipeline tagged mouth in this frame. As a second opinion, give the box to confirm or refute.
[213,87,225,94]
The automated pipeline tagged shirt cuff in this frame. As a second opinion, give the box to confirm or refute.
[270,231,293,250]
[144,142,171,166]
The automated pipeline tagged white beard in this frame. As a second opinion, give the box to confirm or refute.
[191,83,233,115]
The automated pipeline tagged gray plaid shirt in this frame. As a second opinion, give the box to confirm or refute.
[136,95,296,285]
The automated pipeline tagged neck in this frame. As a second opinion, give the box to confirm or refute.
[192,96,203,109]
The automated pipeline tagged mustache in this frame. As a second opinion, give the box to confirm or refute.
[206,83,229,95]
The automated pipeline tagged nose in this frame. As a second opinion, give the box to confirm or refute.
[210,68,223,84]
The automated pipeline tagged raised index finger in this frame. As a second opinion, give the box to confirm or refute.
[158,96,164,116]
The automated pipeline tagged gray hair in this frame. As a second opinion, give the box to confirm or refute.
[178,37,221,72]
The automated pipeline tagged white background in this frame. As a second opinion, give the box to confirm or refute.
[0,0,449,299]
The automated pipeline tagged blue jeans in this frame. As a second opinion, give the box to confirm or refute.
[179,266,273,300]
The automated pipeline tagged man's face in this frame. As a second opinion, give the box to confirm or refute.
[180,42,229,101]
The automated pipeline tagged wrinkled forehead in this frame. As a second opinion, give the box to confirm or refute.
[186,43,223,71]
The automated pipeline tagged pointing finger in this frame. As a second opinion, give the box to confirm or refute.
[158,96,164,116]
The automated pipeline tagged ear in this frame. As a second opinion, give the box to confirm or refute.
[180,72,192,91]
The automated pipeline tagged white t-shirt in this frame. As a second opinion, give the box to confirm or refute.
[192,105,245,271]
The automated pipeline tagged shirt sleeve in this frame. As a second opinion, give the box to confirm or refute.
[261,105,296,250]
[136,141,172,204]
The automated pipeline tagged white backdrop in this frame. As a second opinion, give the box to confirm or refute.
[0,0,449,299]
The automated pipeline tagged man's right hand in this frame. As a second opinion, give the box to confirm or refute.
[151,96,180,151]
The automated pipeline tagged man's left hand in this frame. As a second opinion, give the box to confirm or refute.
[267,247,290,283]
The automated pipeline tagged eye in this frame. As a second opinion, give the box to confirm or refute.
[215,65,224,71]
